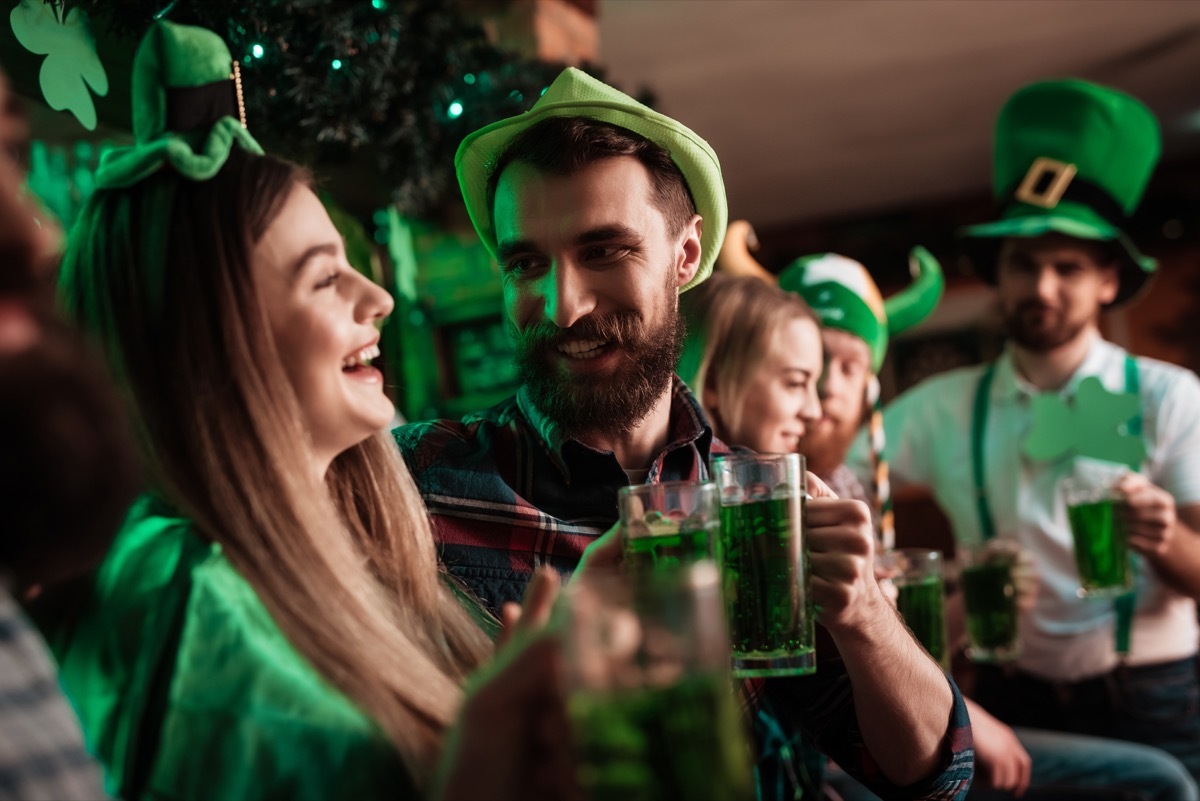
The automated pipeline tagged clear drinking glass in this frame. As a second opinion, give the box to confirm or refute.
[960,541,1022,663]
[882,548,948,668]
[561,563,754,801]
[710,452,815,678]
[619,481,720,579]
[1062,471,1133,599]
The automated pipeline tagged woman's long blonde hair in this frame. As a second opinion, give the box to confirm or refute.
[58,149,491,783]
[679,272,819,440]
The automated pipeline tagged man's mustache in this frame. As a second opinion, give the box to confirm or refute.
[515,313,641,352]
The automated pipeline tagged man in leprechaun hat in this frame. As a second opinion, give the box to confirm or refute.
[870,78,1200,784]
[779,247,943,551]
[397,67,975,800]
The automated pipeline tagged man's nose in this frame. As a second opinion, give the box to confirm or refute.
[540,261,596,329]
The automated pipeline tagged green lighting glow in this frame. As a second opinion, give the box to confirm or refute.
[331,58,344,70]
[540,86,548,96]
[251,43,264,58]
[508,90,523,102]
[371,0,388,8]
[448,100,464,119]
[463,73,476,85]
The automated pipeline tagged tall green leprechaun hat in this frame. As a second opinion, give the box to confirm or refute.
[960,79,1160,307]
[455,67,726,293]
[777,247,944,373]
[95,20,263,189]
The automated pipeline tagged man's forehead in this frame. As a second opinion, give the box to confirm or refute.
[822,328,872,363]
[493,158,660,240]
[1000,234,1112,264]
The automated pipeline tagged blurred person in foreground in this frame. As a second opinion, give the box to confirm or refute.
[854,79,1200,789]
[0,70,133,800]
[397,67,974,801]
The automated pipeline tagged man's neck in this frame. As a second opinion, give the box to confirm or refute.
[1011,326,1098,392]
[577,383,675,471]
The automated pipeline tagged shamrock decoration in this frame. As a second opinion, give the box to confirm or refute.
[1023,376,1145,469]
[10,0,108,130]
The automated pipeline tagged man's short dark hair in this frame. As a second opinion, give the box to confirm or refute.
[486,116,697,237]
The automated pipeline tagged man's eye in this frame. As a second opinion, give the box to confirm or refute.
[583,245,624,262]
[504,257,538,275]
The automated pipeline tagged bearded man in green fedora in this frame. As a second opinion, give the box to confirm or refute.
[867,78,1200,784]
[396,67,974,800]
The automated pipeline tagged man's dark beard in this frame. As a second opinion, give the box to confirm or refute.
[514,307,686,440]
[797,415,861,479]
[1003,300,1088,352]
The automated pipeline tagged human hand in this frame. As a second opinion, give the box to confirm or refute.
[967,700,1031,796]
[806,472,885,631]
[434,633,581,801]
[1118,473,1177,559]
[498,566,561,649]
[576,522,623,575]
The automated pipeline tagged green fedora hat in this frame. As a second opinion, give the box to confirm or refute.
[455,67,727,293]
[778,247,944,373]
[960,79,1160,307]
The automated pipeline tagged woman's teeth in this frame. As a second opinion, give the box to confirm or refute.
[557,339,606,359]
[342,343,380,369]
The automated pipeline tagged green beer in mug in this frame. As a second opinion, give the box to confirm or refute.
[960,542,1021,663]
[562,564,754,801]
[619,481,719,579]
[1062,475,1132,599]
[884,549,948,668]
[711,453,815,678]
[568,671,751,801]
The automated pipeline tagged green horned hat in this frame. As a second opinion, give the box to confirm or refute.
[960,79,1160,307]
[95,20,263,189]
[455,67,727,293]
[777,247,944,373]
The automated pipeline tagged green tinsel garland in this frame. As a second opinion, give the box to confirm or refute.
[69,0,642,216]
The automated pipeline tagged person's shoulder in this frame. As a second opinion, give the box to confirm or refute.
[1131,353,1200,398]
[393,396,521,456]
[887,364,986,418]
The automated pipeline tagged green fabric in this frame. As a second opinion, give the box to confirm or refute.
[455,67,727,293]
[38,496,414,801]
[960,79,1160,306]
[95,21,263,189]
[778,248,943,373]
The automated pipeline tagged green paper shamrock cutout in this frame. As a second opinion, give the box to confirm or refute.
[10,0,108,131]
[1023,376,1146,469]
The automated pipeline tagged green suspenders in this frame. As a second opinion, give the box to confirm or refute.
[971,352,1141,654]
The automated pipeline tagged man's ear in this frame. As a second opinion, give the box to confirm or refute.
[674,214,703,289]
[1098,263,1120,306]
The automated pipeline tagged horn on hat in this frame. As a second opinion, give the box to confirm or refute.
[883,246,944,336]
[716,220,777,285]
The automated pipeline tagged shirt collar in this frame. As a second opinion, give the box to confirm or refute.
[991,330,1120,403]
[515,376,715,481]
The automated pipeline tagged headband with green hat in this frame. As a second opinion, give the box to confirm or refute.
[960,79,1160,307]
[455,67,727,293]
[95,20,263,189]
[777,247,944,373]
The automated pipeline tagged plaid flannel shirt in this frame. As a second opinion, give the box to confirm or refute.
[0,587,108,801]
[395,378,973,801]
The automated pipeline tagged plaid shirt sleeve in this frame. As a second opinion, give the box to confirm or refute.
[744,633,974,801]
[0,589,109,801]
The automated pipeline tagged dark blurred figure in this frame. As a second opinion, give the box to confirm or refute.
[0,72,139,800]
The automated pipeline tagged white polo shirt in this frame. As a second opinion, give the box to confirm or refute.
[854,332,1200,681]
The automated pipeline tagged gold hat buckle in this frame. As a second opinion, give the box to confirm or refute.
[1014,157,1077,209]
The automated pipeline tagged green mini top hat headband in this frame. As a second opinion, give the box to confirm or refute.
[455,67,727,293]
[95,20,263,189]
[778,247,944,373]
[960,79,1160,307]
